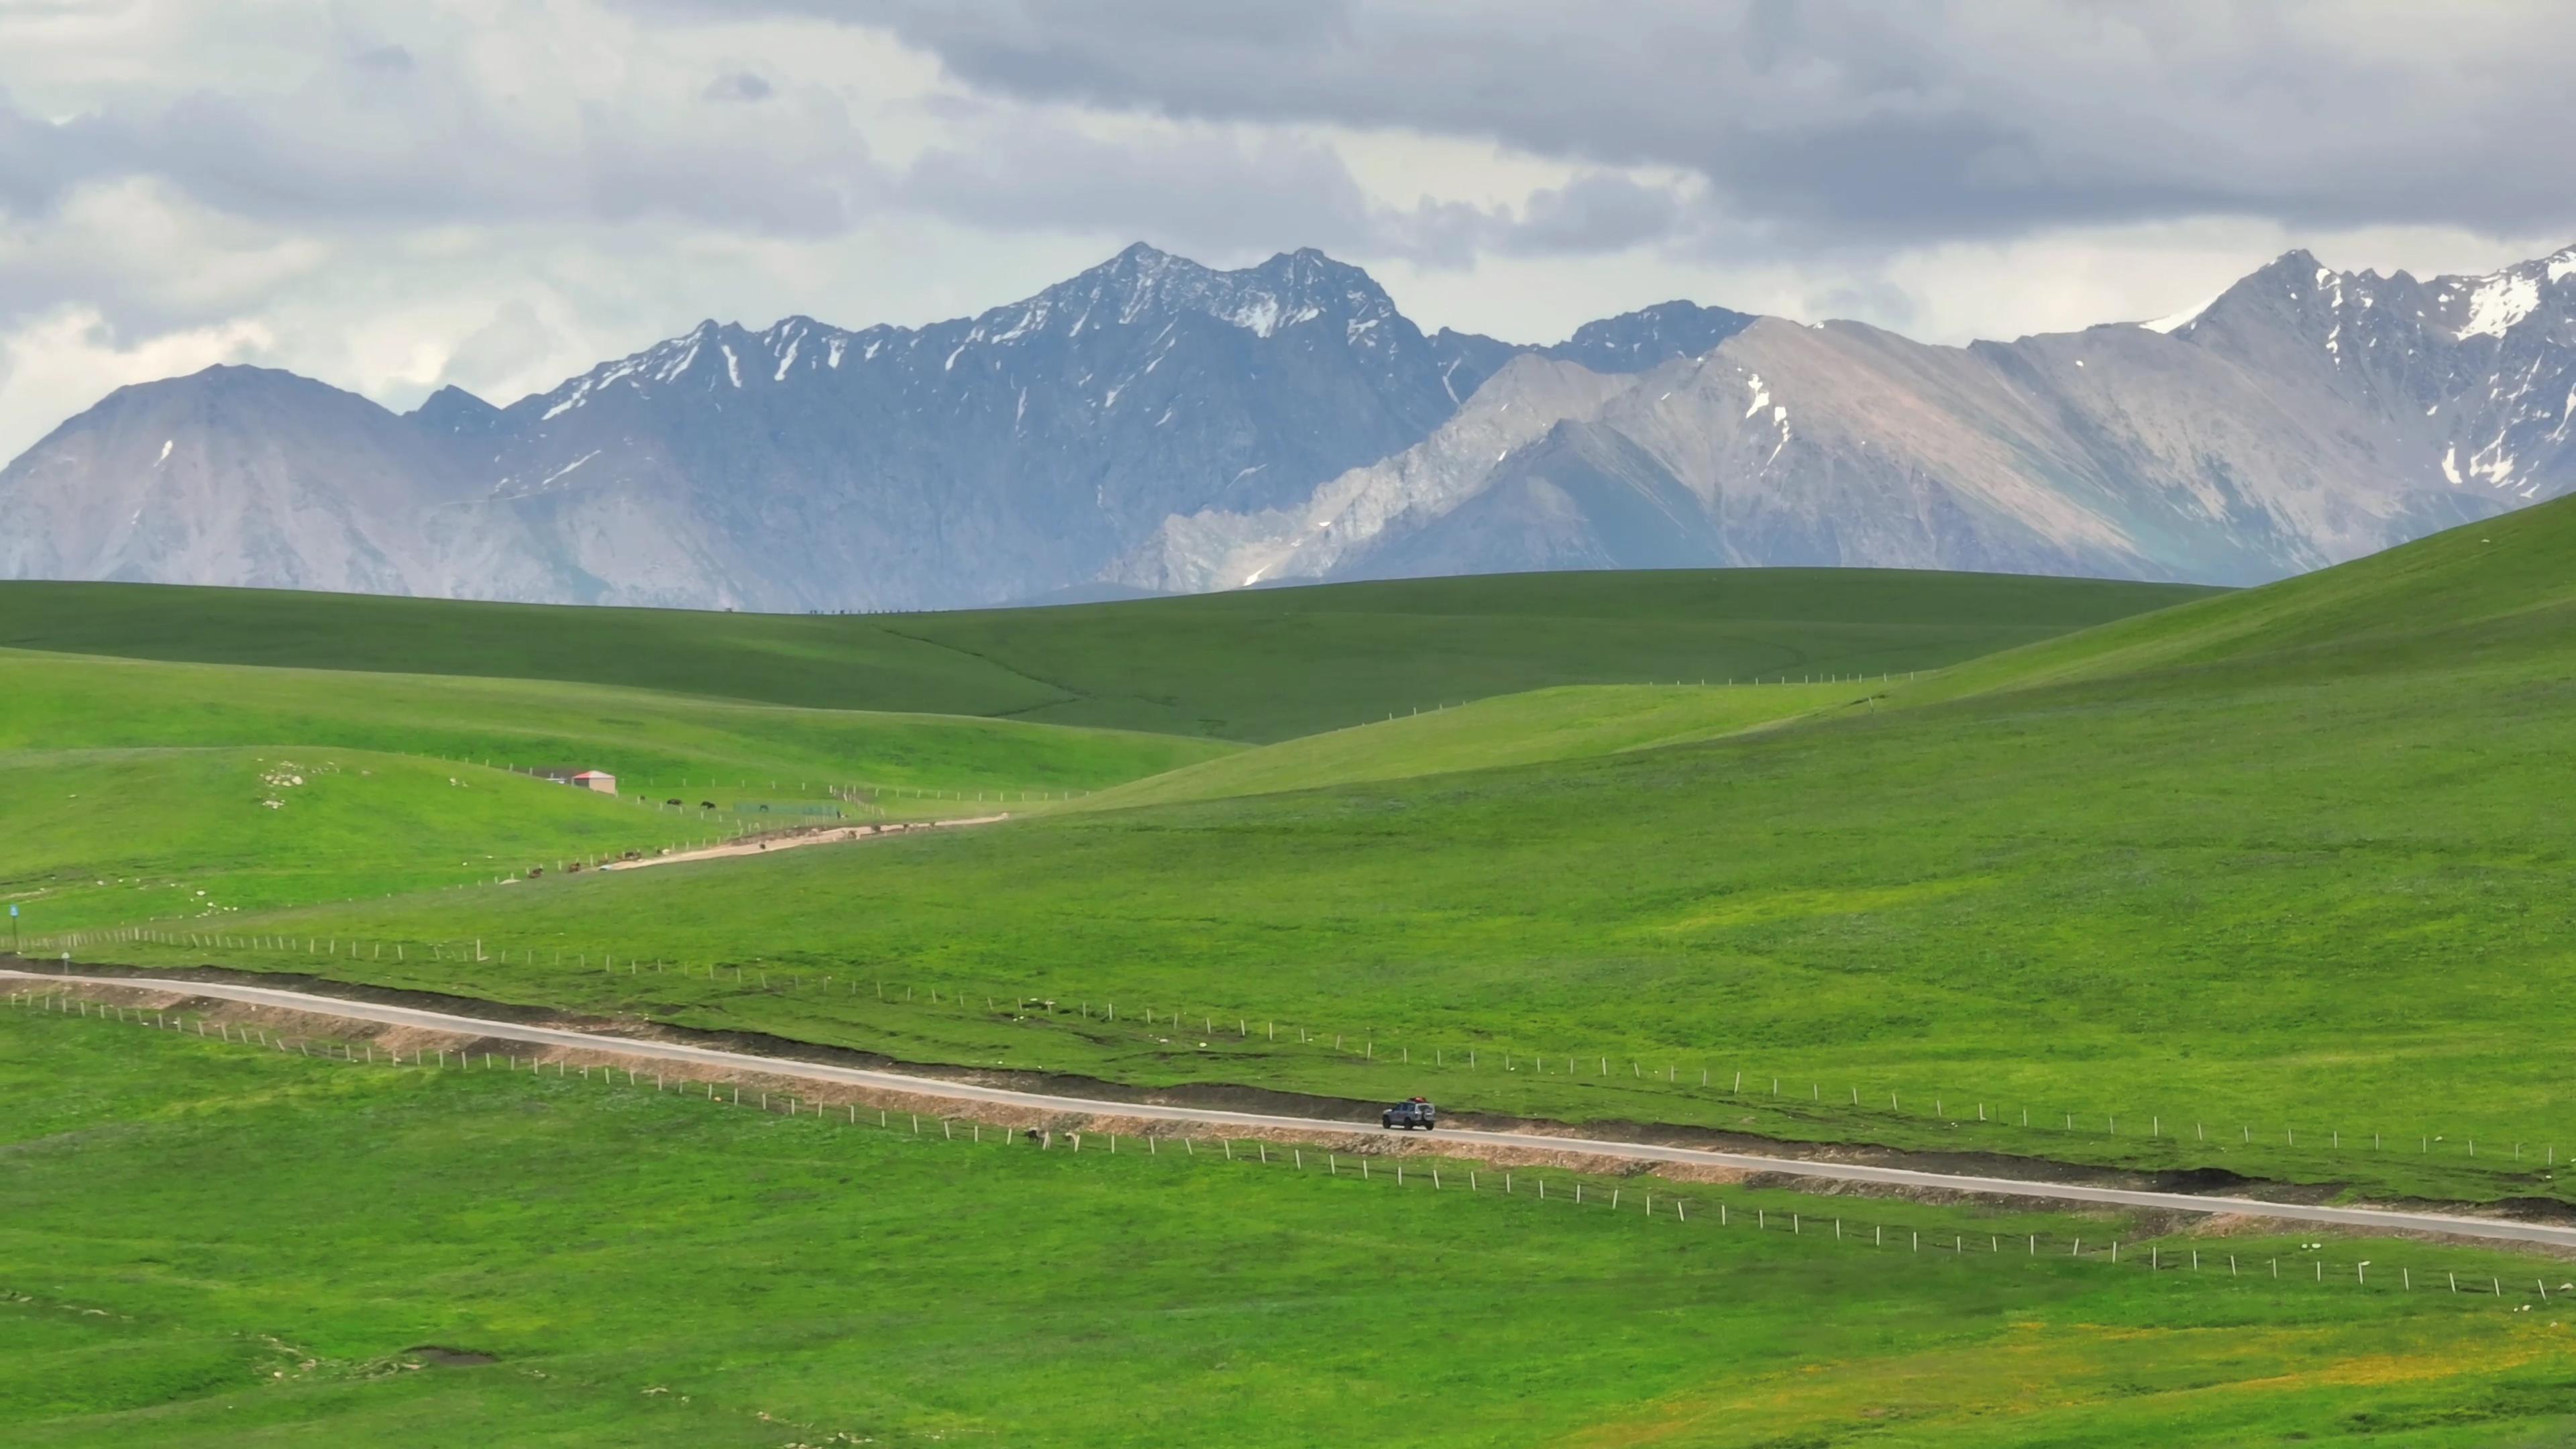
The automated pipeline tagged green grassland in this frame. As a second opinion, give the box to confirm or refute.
[1071,680,1857,810]
[7,1007,2572,1448]
[0,648,1233,802]
[1907,496,2576,706]
[0,645,1231,932]
[76,494,2576,1208]
[0,749,716,931]
[0,570,2212,741]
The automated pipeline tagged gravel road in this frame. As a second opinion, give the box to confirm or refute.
[13,968,2573,1251]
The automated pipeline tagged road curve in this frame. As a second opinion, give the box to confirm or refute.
[14,968,2575,1252]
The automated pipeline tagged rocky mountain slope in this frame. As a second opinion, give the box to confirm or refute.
[0,365,566,599]
[1118,248,2575,591]
[4,243,2570,606]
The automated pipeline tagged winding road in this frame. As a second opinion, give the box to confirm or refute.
[13,967,2575,1252]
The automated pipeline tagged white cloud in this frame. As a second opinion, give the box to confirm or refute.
[0,307,275,455]
[0,0,2566,464]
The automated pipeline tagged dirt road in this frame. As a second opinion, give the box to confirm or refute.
[601,813,1011,871]
[12,967,2574,1251]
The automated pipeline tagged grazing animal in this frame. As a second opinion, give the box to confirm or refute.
[665,798,683,807]
[699,801,716,810]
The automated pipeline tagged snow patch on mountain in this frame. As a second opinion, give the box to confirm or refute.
[2140,291,2221,334]
[2459,272,2542,339]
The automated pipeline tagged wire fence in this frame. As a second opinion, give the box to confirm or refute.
[9,983,2564,1313]
[15,924,2564,1193]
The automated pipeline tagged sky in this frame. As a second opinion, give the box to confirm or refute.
[1,0,2569,460]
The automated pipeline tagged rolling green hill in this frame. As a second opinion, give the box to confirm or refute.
[0,649,1232,802]
[0,647,1234,931]
[0,570,2214,741]
[0,567,2192,939]
[1907,490,2576,705]
[98,496,2576,1206]
[7,1008,2561,1448]
[1071,680,1858,810]
[0,748,704,930]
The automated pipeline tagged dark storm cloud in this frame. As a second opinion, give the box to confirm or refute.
[1501,174,1683,257]
[794,0,2576,249]
[11,0,2567,322]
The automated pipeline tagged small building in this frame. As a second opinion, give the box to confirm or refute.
[571,770,617,794]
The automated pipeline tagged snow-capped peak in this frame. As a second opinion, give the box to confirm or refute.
[1006,242,1399,343]
[2139,291,2222,335]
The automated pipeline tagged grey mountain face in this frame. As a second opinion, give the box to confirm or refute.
[1544,300,1756,372]
[5,242,2573,607]
[2164,248,2576,506]
[1426,301,1752,410]
[462,243,1476,610]
[0,364,570,599]
[1120,247,2576,591]
[2,245,1482,610]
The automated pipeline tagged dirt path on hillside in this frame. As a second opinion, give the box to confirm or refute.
[600,812,1012,871]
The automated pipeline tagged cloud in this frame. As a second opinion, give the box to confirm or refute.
[896,120,1513,268]
[835,0,2576,248]
[351,43,416,73]
[891,115,1717,269]
[704,70,773,102]
[0,28,885,237]
[0,177,331,335]
[1,0,2567,468]
[436,299,562,399]
[0,305,275,458]
[1500,173,1685,257]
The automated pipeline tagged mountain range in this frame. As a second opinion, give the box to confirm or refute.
[4,240,2571,609]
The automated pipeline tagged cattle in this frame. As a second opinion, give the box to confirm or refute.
[665,798,683,807]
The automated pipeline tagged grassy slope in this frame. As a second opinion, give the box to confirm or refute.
[0,649,1230,933]
[7,1009,2569,1448]
[1072,681,1856,810]
[0,649,1233,799]
[0,570,2213,742]
[0,749,719,930]
[1906,496,2576,705]
[116,495,2576,1205]
[0,567,2192,943]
